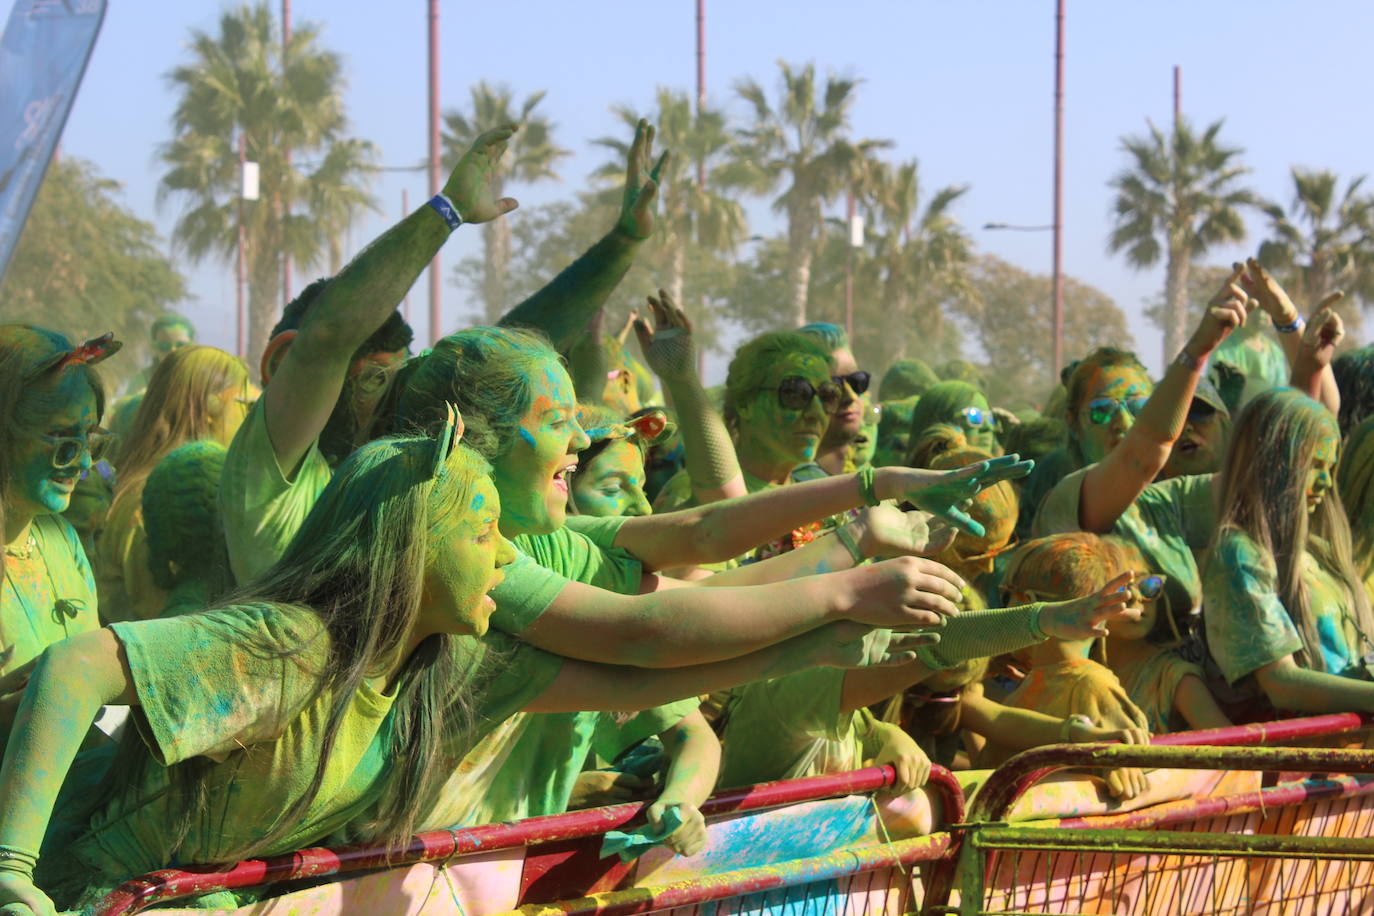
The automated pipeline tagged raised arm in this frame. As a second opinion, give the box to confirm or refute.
[1078,268,1248,533]
[617,456,1032,571]
[1241,258,1341,414]
[266,127,519,472]
[1291,300,1344,412]
[498,119,667,351]
[0,630,135,915]
[635,289,746,504]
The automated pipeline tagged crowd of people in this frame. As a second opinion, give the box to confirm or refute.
[2,119,1373,915]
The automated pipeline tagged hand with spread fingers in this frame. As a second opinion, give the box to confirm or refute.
[443,125,521,224]
[850,505,958,561]
[1240,258,1301,329]
[634,288,697,383]
[1189,262,1251,356]
[809,623,944,670]
[1037,573,1143,640]
[616,119,669,241]
[879,455,1034,537]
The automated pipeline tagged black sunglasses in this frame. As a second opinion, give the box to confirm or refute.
[832,371,871,396]
[762,376,843,414]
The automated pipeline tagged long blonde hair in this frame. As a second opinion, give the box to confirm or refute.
[112,345,248,498]
[1209,388,1374,672]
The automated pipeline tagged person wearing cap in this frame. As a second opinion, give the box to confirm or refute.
[1158,367,1231,480]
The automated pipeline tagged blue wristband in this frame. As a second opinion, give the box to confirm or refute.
[1275,315,1305,334]
[427,193,463,231]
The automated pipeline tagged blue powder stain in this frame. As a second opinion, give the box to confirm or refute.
[518,428,537,448]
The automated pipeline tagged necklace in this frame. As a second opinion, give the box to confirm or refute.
[2,521,85,639]
[3,534,36,560]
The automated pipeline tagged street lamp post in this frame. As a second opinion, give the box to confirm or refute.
[1051,0,1065,379]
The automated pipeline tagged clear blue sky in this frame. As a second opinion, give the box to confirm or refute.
[53,0,1374,381]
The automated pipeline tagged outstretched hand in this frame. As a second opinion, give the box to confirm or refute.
[810,623,943,669]
[885,455,1034,537]
[634,288,698,383]
[617,119,669,240]
[853,505,958,560]
[844,556,967,628]
[443,126,520,224]
[1239,258,1300,328]
[1037,572,1142,640]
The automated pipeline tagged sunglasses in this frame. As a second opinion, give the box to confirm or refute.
[1132,573,1167,603]
[959,406,996,429]
[832,371,871,396]
[1187,400,1218,422]
[42,428,111,470]
[1086,396,1149,426]
[762,377,843,414]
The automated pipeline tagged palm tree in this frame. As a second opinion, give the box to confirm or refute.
[860,158,973,366]
[1258,168,1374,320]
[733,61,890,326]
[592,89,748,308]
[1107,117,1255,364]
[442,83,569,323]
[159,3,377,368]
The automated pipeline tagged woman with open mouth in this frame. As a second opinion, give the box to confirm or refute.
[0,326,120,740]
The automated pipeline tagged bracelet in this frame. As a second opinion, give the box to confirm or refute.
[0,845,37,878]
[1060,713,1094,743]
[856,466,881,507]
[1174,349,1206,373]
[1275,314,1306,334]
[1028,602,1049,641]
[833,523,866,566]
[426,193,463,231]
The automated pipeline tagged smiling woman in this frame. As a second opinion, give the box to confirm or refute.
[0,325,115,712]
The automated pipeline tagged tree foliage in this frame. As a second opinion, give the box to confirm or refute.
[1,158,187,388]
[159,3,377,367]
[958,255,1132,408]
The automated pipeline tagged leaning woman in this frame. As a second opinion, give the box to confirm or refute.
[0,420,935,915]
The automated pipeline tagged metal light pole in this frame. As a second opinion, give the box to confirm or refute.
[1051,0,1065,379]
[427,0,441,344]
[1173,65,1181,127]
[281,0,292,309]
[402,189,412,320]
[237,132,248,359]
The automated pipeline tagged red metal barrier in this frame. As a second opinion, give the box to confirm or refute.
[93,764,961,916]
[965,743,1374,825]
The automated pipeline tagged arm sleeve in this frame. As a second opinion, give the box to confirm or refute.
[915,604,1046,670]
[497,232,640,352]
[1203,532,1305,685]
[109,603,328,765]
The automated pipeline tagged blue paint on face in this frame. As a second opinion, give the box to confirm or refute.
[518,428,537,448]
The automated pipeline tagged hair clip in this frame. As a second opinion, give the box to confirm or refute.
[584,409,675,448]
[53,332,123,372]
[428,402,464,480]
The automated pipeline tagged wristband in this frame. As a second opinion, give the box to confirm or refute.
[1060,713,1094,743]
[834,523,866,566]
[856,466,881,507]
[427,193,463,231]
[1275,314,1305,334]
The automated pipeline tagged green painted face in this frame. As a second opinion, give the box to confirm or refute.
[422,477,517,638]
[571,439,651,518]
[955,393,997,453]
[1307,428,1340,515]
[736,352,832,468]
[6,374,99,520]
[1075,366,1154,463]
[490,356,591,537]
[152,326,191,356]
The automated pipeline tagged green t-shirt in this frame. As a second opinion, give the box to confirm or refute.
[480,514,698,823]
[219,398,334,585]
[1,515,98,679]
[1112,648,1203,734]
[718,666,865,788]
[1204,531,1364,685]
[61,602,560,885]
[1034,467,1215,614]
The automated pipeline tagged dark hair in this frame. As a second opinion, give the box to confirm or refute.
[273,278,414,360]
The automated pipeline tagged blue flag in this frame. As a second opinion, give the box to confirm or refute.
[0,0,107,282]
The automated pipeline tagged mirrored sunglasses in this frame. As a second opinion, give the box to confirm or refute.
[1086,396,1149,426]
[959,406,996,428]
